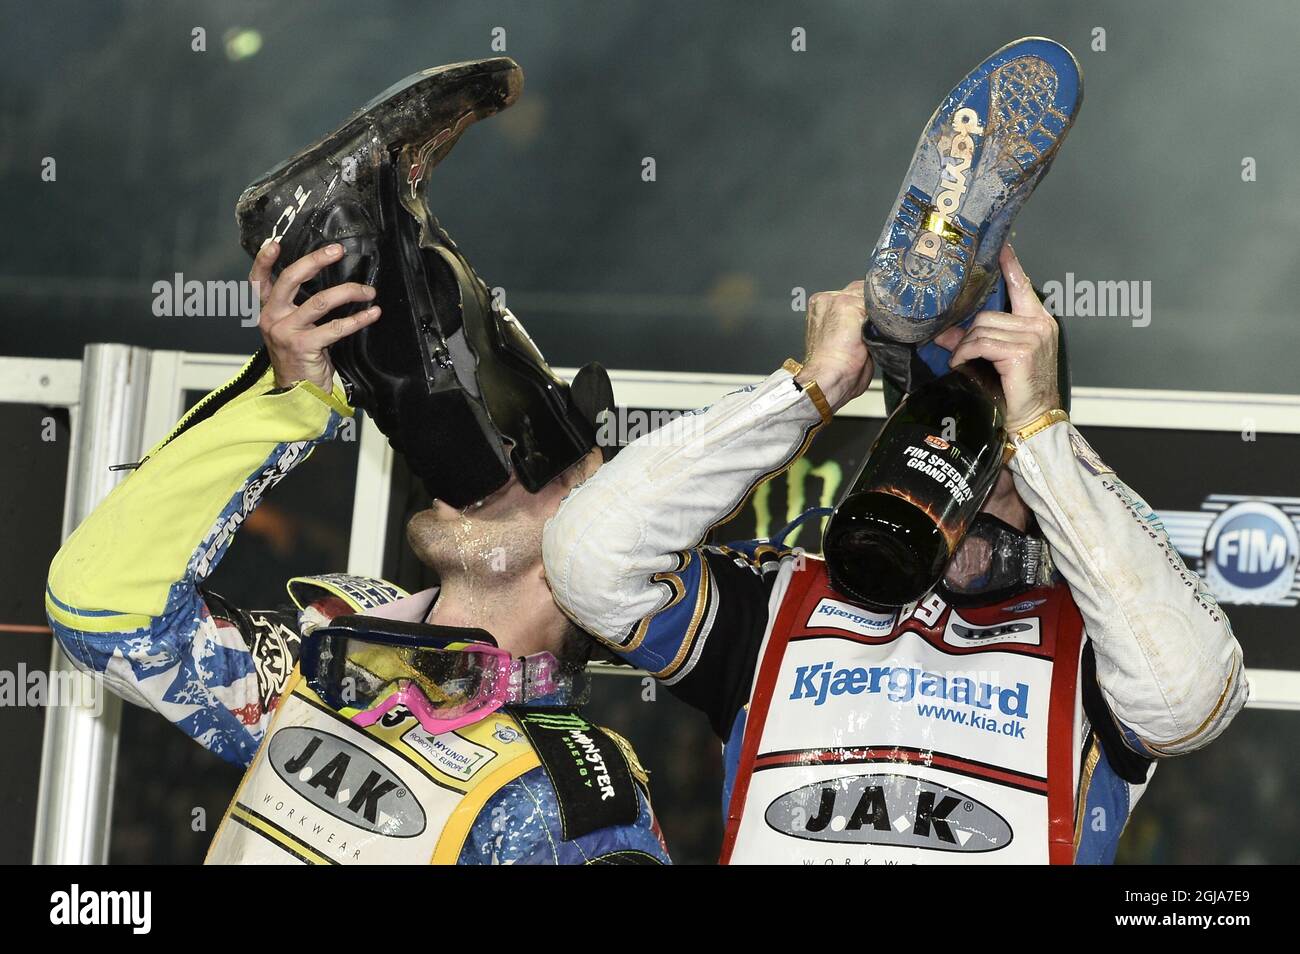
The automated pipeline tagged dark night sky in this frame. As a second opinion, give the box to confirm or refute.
[2,0,1297,392]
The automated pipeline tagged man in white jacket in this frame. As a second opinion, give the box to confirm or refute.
[543,245,1245,864]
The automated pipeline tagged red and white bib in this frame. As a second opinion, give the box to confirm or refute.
[722,558,1084,864]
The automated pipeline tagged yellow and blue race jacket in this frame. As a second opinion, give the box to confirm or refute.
[46,352,668,865]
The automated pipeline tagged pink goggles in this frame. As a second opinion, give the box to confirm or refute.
[347,646,565,736]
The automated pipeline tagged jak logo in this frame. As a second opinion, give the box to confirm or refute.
[766,773,1011,852]
[269,727,426,836]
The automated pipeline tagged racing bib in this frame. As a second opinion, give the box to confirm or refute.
[722,560,1083,865]
[205,671,540,865]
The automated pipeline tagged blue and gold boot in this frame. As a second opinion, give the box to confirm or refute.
[864,36,1082,391]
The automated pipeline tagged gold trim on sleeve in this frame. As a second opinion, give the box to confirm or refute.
[1005,408,1069,460]
[802,380,832,425]
[782,358,833,425]
[1017,408,1070,442]
[1143,654,1242,756]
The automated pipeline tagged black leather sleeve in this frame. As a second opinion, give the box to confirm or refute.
[665,546,789,740]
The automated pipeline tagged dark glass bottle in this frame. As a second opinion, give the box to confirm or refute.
[823,359,1007,607]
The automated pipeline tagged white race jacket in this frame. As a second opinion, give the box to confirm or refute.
[544,365,1245,862]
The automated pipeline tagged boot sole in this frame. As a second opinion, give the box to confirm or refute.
[865,37,1082,343]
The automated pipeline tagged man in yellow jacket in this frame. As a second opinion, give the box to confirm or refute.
[47,58,667,865]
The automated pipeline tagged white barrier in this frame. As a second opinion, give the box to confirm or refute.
[5,347,1298,863]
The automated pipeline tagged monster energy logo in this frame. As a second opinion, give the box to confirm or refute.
[753,457,843,548]
[522,711,591,730]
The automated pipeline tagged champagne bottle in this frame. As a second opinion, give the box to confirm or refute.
[823,359,1007,607]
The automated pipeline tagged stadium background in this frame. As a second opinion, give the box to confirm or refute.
[2,0,1297,863]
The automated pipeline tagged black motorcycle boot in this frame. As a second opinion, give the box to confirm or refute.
[235,57,522,310]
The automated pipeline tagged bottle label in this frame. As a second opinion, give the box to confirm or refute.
[902,436,975,506]
[859,424,992,553]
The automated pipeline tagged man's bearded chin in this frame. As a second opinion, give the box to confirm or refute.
[405,503,541,584]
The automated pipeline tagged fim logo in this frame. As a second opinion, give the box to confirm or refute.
[1160,497,1300,606]
[766,773,1011,852]
[269,727,426,837]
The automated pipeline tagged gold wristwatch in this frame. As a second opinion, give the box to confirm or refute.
[1004,408,1070,460]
